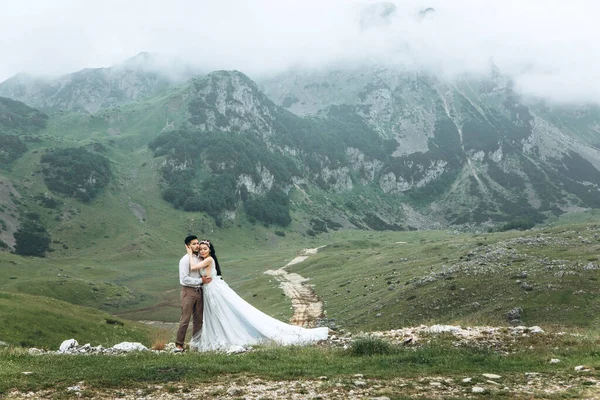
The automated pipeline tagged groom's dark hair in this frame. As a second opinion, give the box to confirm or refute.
[184,235,198,245]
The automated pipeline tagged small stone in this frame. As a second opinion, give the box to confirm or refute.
[482,373,501,379]
[22,372,33,375]
[462,378,472,383]
[529,326,544,334]
[575,365,591,372]
[59,339,79,352]
[550,358,561,364]
[111,342,147,352]
[227,387,243,396]
[318,376,328,380]
[472,387,486,393]
[430,381,442,386]
[354,380,367,386]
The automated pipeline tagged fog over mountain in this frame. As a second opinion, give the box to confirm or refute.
[1,0,599,105]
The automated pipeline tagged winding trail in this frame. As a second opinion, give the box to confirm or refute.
[264,246,326,328]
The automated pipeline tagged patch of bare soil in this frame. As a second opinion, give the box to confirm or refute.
[264,246,326,328]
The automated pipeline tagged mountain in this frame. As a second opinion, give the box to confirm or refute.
[259,66,600,227]
[0,52,199,113]
[0,60,599,259]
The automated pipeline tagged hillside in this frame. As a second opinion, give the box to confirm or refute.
[0,291,151,348]
[1,65,599,245]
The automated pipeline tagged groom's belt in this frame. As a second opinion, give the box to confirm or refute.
[182,285,202,291]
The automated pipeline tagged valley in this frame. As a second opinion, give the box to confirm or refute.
[0,54,599,400]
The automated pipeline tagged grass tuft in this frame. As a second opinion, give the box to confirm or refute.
[348,336,396,356]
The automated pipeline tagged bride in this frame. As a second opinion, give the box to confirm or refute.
[186,239,329,352]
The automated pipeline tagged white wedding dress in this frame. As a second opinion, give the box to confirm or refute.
[189,260,328,352]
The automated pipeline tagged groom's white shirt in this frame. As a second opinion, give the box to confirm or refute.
[179,253,203,287]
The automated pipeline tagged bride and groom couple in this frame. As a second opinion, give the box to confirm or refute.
[175,235,329,352]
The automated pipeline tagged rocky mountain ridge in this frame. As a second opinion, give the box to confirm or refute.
[1,58,600,240]
[0,53,198,113]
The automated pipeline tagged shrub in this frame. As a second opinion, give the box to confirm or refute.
[349,337,396,356]
[34,193,61,209]
[244,187,291,227]
[41,147,111,202]
[0,135,27,165]
[499,218,535,232]
[13,218,51,257]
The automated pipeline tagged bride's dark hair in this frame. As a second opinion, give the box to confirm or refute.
[201,240,222,276]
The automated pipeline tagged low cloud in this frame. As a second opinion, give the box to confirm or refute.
[1,0,598,104]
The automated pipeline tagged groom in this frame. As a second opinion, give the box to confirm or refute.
[175,235,212,352]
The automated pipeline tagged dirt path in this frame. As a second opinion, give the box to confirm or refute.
[264,246,326,328]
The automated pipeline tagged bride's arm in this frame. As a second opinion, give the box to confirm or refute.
[186,247,212,277]
[190,258,212,273]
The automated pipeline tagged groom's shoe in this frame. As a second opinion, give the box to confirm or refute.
[173,346,184,353]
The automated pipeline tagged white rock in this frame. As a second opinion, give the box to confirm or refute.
[427,325,461,333]
[482,373,501,379]
[111,342,147,352]
[59,339,79,352]
[550,358,561,364]
[472,387,486,393]
[462,378,472,383]
[575,365,591,372]
[227,387,244,396]
[529,326,545,334]
[354,380,367,386]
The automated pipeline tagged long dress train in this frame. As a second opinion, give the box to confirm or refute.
[189,261,328,352]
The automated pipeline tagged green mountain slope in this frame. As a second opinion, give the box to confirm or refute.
[0,291,152,348]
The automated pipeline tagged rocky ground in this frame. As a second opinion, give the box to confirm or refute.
[7,325,600,399]
[6,372,600,399]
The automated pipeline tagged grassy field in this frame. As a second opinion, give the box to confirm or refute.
[0,292,151,348]
[1,330,599,398]
[1,210,600,350]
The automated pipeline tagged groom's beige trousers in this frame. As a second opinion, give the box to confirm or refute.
[176,286,204,347]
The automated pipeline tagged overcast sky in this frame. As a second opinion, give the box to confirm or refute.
[1,0,598,104]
